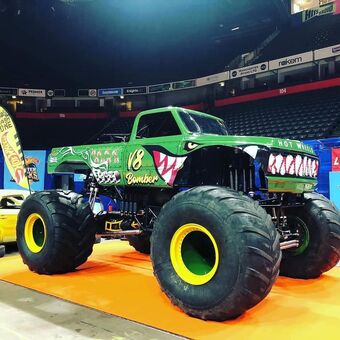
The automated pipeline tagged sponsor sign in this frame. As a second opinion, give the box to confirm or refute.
[314,43,340,60]
[148,83,172,93]
[18,88,46,98]
[123,87,147,95]
[98,88,123,97]
[196,71,230,87]
[230,62,268,79]
[47,90,54,97]
[332,148,340,171]
[0,88,17,96]
[329,171,340,209]
[269,51,314,71]
[88,89,97,97]
[3,150,46,191]
[172,80,196,90]
[0,106,29,189]
[302,3,336,21]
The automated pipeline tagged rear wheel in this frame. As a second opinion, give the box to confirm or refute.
[280,193,340,278]
[17,190,96,274]
[151,186,281,321]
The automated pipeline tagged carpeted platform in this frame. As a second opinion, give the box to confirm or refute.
[0,241,339,339]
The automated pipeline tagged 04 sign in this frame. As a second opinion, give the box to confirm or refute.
[332,148,340,171]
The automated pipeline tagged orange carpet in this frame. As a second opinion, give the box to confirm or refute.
[1,241,340,339]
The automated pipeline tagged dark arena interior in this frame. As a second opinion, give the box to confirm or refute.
[0,0,340,339]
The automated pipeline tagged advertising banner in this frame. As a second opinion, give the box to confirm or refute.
[0,106,29,190]
[314,43,340,60]
[172,80,196,90]
[148,83,172,93]
[332,147,340,171]
[302,3,336,22]
[269,51,314,70]
[0,88,17,96]
[3,150,46,191]
[123,87,147,95]
[329,171,340,209]
[98,88,122,97]
[196,71,230,87]
[18,88,46,98]
[230,62,268,79]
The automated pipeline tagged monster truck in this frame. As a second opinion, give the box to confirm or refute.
[17,107,340,321]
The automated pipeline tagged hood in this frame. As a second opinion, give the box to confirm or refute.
[186,135,316,156]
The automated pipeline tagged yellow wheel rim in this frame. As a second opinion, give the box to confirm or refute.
[170,223,219,285]
[24,213,47,253]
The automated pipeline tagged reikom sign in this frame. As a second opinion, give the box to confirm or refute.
[269,52,314,71]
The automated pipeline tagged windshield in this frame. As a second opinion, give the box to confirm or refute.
[179,110,228,135]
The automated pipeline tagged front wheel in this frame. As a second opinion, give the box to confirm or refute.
[17,190,96,274]
[151,186,281,321]
[280,192,340,279]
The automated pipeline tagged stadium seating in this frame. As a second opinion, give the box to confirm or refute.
[257,15,340,63]
[214,87,340,140]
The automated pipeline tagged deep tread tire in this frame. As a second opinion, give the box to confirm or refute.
[151,186,281,321]
[126,233,150,254]
[17,190,96,274]
[280,192,340,279]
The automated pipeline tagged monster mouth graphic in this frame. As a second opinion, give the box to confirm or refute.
[152,151,187,186]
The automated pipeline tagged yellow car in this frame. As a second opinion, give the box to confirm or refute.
[0,190,30,246]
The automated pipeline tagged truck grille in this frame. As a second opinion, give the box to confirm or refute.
[267,153,318,178]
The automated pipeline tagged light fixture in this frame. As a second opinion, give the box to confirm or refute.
[120,95,124,99]
[231,26,240,31]
[219,82,225,87]
[12,95,16,99]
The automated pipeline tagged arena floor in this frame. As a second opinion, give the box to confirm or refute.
[0,241,340,339]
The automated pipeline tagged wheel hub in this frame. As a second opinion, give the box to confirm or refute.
[170,223,219,285]
[24,213,46,253]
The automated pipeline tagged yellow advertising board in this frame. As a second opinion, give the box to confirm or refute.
[0,106,29,189]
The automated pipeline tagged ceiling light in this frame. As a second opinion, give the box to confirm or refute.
[120,95,124,99]
[231,27,240,31]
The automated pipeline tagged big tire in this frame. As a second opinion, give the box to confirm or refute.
[151,186,281,321]
[127,233,150,254]
[17,190,96,274]
[280,192,340,279]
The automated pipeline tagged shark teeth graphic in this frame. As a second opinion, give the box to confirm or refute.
[153,151,187,186]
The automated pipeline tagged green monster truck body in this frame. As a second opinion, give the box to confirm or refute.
[17,107,340,321]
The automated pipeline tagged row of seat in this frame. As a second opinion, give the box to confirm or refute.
[214,87,340,140]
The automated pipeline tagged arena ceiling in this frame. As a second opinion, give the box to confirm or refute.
[0,0,290,90]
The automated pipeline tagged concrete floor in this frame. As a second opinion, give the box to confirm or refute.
[0,281,184,340]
